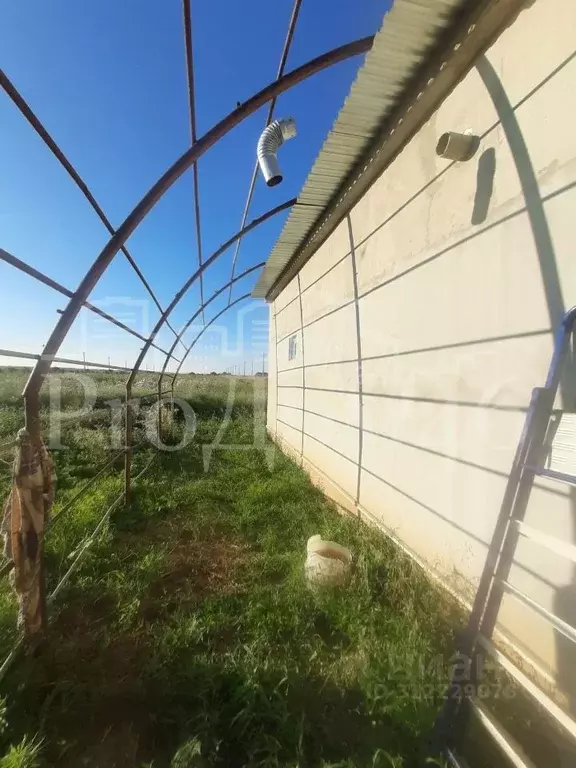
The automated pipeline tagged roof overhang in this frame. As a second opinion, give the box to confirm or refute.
[253,0,527,301]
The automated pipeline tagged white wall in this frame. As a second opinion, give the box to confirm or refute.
[267,0,576,707]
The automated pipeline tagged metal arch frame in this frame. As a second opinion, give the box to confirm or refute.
[21,34,374,424]
[182,0,206,324]
[155,197,297,388]
[113,39,374,503]
[154,263,266,438]
[1,36,375,506]
[0,249,180,362]
[0,69,183,345]
[125,197,296,390]
[0,12,374,643]
[158,262,266,388]
[122,197,295,501]
[227,0,303,305]
[173,293,254,380]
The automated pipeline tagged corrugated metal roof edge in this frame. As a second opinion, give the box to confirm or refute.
[256,0,527,302]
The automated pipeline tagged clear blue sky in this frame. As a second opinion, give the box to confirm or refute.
[0,0,389,373]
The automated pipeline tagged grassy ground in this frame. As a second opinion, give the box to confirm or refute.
[0,370,462,767]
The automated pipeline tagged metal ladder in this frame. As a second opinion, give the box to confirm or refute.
[436,306,576,768]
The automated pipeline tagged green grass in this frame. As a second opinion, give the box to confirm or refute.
[0,370,461,767]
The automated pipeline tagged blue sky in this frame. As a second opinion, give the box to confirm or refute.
[0,0,389,373]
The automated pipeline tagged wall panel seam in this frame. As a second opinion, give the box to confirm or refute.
[273,302,279,439]
[276,298,355,344]
[348,214,364,505]
[297,272,306,457]
[273,249,352,319]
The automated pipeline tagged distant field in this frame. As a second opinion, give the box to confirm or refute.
[0,368,461,768]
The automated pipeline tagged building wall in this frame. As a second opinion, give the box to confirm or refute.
[267,0,576,706]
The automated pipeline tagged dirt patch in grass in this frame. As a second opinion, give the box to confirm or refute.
[141,530,251,622]
[9,524,256,767]
[53,592,116,640]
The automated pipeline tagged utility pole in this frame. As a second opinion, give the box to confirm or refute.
[243,361,246,377]
[108,356,111,371]
[83,352,86,371]
[262,351,265,374]
[251,360,254,376]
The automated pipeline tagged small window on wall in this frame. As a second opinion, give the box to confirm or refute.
[288,334,297,361]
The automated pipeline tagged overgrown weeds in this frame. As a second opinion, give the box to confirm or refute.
[0,371,461,767]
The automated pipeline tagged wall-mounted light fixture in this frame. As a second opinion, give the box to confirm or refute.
[436,131,480,162]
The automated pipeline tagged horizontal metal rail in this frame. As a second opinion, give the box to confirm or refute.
[0,68,182,343]
[469,699,536,768]
[526,465,576,487]
[50,450,130,531]
[48,495,124,603]
[0,348,144,372]
[0,249,179,361]
[515,520,576,563]
[0,448,129,579]
[0,638,24,685]
[48,453,155,602]
[445,747,470,768]
[0,453,155,682]
[477,634,576,741]
[501,579,576,646]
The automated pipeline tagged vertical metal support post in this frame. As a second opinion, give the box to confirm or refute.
[157,376,163,442]
[124,381,133,506]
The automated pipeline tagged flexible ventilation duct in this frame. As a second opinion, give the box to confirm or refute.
[257,117,297,187]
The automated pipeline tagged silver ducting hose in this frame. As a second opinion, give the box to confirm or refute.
[257,117,297,187]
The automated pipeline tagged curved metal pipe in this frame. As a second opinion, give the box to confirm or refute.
[22,35,374,414]
[172,294,254,382]
[227,0,303,303]
[156,195,296,389]
[0,68,181,342]
[126,198,295,390]
[159,261,266,390]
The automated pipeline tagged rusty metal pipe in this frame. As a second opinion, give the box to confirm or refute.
[158,260,267,391]
[0,348,141,372]
[127,198,295,390]
[21,36,373,409]
[227,0,303,303]
[0,68,181,341]
[172,294,253,380]
[182,0,206,323]
[0,249,179,361]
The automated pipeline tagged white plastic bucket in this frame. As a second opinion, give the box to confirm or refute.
[305,535,353,588]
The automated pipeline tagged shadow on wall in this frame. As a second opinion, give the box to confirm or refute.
[476,53,576,745]
[471,148,496,226]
